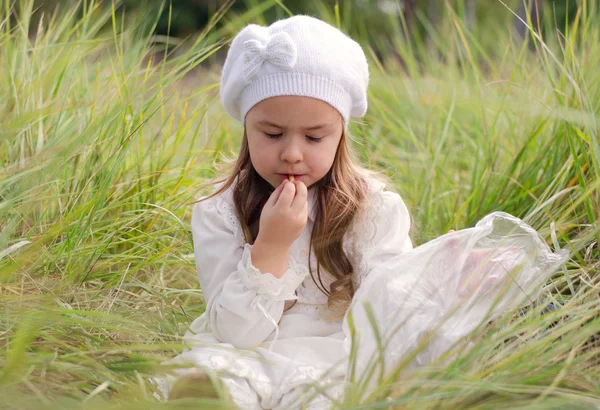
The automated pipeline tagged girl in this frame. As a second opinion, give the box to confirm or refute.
[153,15,567,409]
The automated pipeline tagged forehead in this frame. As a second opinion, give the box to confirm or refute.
[246,96,342,128]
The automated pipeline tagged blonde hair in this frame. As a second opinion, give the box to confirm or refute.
[199,128,374,316]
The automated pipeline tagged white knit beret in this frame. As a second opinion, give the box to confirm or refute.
[220,15,369,125]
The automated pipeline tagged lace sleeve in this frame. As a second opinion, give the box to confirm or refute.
[345,180,413,290]
[206,189,246,246]
[191,188,309,348]
[238,243,309,300]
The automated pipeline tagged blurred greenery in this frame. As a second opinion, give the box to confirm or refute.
[15,1,589,60]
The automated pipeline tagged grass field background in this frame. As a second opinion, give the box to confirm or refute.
[1,0,599,408]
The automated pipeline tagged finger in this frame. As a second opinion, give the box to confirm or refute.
[291,181,308,212]
[266,180,286,207]
[276,181,296,208]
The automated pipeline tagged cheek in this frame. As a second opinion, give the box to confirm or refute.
[248,136,273,170]
[309,141,338,171]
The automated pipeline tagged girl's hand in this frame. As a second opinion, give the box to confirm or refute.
[256,180,308,251]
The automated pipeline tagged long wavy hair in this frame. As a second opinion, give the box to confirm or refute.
[199,127,372,316]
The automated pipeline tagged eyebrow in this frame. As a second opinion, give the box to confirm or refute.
[256,120,331,131]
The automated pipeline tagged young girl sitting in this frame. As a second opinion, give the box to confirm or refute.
[153,15,567,409]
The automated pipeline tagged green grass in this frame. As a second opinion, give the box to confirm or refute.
[1,0,599,408]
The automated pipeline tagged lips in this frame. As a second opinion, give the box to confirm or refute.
[278,173,303,180]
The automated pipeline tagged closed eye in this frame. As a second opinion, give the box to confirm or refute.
[264,132,282,139]
[306,135,323,142]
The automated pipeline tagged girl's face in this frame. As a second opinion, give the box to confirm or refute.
[245,96,344,188]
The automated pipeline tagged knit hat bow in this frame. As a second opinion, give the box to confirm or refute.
[243,32,298,82]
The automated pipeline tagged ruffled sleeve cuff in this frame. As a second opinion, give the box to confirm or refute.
[237,244,309,301]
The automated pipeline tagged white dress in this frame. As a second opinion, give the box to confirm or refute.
[153,177,413,409]
[153,177,568,408]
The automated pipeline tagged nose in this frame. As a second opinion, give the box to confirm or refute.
[280,136,303,164]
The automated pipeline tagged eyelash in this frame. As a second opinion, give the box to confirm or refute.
[264,133,322,143]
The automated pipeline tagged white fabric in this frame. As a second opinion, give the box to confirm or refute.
[344,212,569,400]
[152,176,412,408]
[152,178,568,408]
[220,15,369,124]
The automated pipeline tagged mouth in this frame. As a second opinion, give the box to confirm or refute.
[278,174,304,181]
